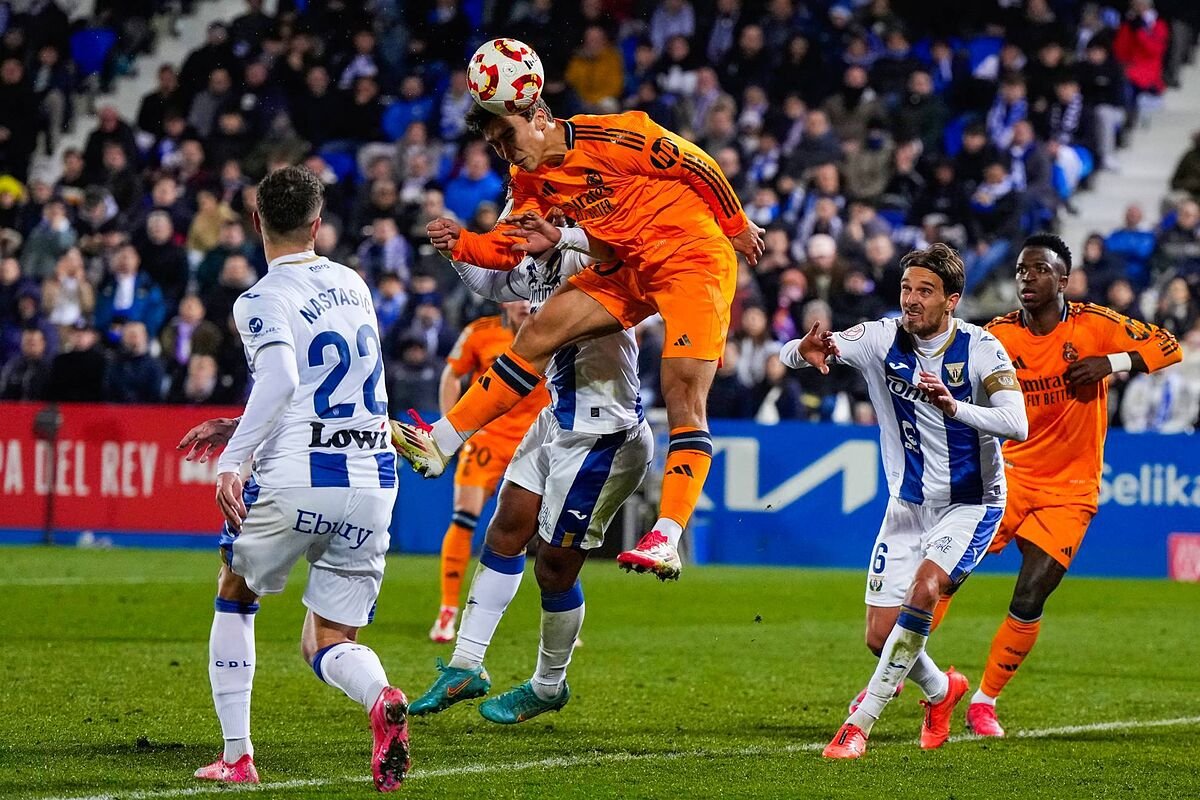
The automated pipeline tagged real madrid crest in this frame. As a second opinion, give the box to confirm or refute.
[1062,341,1078,363]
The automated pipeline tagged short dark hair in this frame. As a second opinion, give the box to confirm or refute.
[465,97,554,135]
[256,166,323,238]
[900,242,965,296]
[1023,233,1072,273]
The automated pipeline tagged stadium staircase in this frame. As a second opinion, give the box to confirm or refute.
[30,0,248,183]
[1060,57,1200,247]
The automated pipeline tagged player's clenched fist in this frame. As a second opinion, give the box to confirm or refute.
[917,370,959,416]
[730,223,765,267]
[427,217,463,253]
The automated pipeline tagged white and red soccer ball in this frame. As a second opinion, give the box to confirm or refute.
[467,38,545,115]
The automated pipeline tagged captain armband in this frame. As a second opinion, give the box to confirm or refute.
[983,369,1020,396]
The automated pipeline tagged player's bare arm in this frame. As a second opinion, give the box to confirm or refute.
[177,417,240,462]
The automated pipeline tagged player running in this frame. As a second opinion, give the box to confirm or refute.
[391,96,764,581]
[781,243,1028,759]
[428,302,547,643]
[406,214,652,724]
[176,167,410,791]
[942,234,1183,737]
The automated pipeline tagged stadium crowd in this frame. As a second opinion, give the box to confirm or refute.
[0,0,1198,432]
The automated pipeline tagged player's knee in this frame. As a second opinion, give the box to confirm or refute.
[483,518,529,558]
[906,575,942,612]
[534,546,581,593]
[216,563,257,603]
[1008,587,1048,621]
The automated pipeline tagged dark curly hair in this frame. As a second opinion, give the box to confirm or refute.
[256,165,324,239]
[899,242,965,296]
[1022,233,1072,274]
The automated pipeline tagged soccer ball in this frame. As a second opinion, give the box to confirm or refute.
[467,38,545,115]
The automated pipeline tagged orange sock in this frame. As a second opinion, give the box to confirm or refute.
[930,594,955,632]
[980,614,1041,698]
[659,427,713,528]
[446,350,541,436]
[439,511,478,608]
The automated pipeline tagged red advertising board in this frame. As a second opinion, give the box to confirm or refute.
[0,402,243,534]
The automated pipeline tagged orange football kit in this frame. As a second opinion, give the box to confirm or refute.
[967,301,1181,703]
[438,316,547,611]
[447,111,751,535]
[985,302,1182,568]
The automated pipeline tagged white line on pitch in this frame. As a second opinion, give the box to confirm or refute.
[39,715,1200,800]
[0,576,207,587]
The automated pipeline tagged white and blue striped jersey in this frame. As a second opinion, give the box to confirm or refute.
[830,317,1016,506]
[232,251,395,489]
[453,247,642,435]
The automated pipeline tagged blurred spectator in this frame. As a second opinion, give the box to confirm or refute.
[443,147,503,223]
[187,189,237,254]
[42,249,94,334]
[718,24,770,101]
[707,341,754,418]
[566,26,625,112]
[136,212,189,309]
[167,353,237,404]
[0,327,49,400]
[373,271,407,339]
[986,73,1029,149]
[400,300,457,361]
[95,244,167,339]
[203,254,257,329]
[31,44,71,156]
[1106,203,1158,286]
[84,107,139,179]
[862,233,903,309]
[383,76,434,141]
[356,217,411,282]
[138,64,183,139]
[1120,368,1199,433]
[734,304,780,388]
[650,0,696,54]
[800,234,848,303]
[161,293,222,380]
[1154,276,1199,336]
[823,65,883,144]
[1078,40,1129,171]
[754,353,802,423]
[45,322,107,403]
[832,267,887,330]
[1114,0,1169,112]
[100,142,144,213]
[21,200,76,281]
[1171,131,1200,201]
[894,70,948,154]
[386,337,439,416]
[0,58,39,181]
[1153,199,1200,278]
[1080,233,1126,303]
[197,221,257,291]
[104,321,165,403]
[965,160,1023,291]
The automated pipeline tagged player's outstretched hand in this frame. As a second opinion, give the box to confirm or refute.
[177,417,239,463]
[1063,356,1112,387]
[792,321,839,374]
[427,217,463,254]
[917,370,958,416]
[500,209,562,254]
[731,223,766,267]
[216,471,247,532]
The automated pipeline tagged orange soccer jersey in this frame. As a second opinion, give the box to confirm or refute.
[452,110,749,270]
[451,111,750,360]
[445,315,548,449]
[986,303,1181,567]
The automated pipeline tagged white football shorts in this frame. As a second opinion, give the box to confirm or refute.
[864,497,1003,607]
[219,480,397,627]
[504,407,652,551]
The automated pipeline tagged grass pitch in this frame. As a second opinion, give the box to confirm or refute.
[1,546,1198,799]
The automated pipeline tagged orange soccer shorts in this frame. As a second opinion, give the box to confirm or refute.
[453,430,522,496]
[569,235,737,362]
[988,489,1097,569]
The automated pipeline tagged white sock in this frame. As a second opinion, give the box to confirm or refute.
[450,548,525,669]
[313,642,389,712]
[972,688,997,706]
[209,600,257,762]
[431,417,467,456]
[532,582,585,700]
[653,518,684,548]
[907,651,949,704]
[847,604,933,735]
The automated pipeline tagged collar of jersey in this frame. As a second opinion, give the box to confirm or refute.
[268,250,322,271]
[913,318,957,358]
[1018,301,1070,329]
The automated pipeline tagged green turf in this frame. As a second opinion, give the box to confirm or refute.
[1,547,1197,799]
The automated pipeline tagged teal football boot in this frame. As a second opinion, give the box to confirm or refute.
[408,659,490,716]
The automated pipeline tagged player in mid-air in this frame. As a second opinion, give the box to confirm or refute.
[428,301,547,643]
[781,244,1028,759]
[391,94,764,581]
[407,211,651,723]
[937,234,1183,736]
[176,167,411,791]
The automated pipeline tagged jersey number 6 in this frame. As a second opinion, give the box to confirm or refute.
[308,325,387,419]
